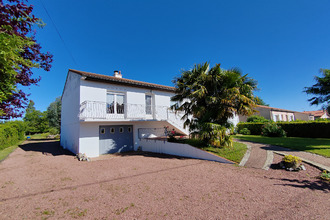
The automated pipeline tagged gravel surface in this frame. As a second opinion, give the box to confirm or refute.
[0,140,329,219]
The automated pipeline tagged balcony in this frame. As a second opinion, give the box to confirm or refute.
[79,101,185,128]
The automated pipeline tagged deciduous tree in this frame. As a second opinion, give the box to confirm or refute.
[23,100,48,134]
[46,97,61,132]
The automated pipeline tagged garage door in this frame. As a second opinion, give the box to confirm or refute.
[99,125,133,154]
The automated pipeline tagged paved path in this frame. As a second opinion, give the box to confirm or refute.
[236,139,330,172]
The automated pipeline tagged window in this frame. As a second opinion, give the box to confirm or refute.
[107,92,125,114]
[100,128,105,134]
[119,127,124,133]
[284,115,288,121]
[275,115,280,122]
[110,128,115,133]
[145,94,152,115]
[128,127,132,133]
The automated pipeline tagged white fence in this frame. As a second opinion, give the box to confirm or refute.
[140,139,234,164]
[79,101,188,133]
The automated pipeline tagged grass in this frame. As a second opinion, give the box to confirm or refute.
[202,142,248,163]
[0,140,24,162]
[0,132,59,162]
[233,135,330,158]
[64,207,87,218]
[172,139,248,163]
[114,203,135,215]
[28,133,52,140]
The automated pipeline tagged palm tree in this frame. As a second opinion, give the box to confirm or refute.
[304,69,330,112]
[171,62,257,146]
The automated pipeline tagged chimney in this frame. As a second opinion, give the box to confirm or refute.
[113,70,122,78]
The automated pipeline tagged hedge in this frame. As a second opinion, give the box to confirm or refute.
[0,121,26,151]
[237,121,330,138]
[237,123,264,135]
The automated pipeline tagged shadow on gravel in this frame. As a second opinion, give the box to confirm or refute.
[20,140,74,156]
[269,163,283,170]
[273,178,330,192]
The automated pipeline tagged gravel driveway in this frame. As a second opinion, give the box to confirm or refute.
[0,140,329,219]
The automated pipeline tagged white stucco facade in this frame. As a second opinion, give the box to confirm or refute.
[61,70,188,157]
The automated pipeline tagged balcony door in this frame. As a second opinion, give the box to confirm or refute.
[107,92,125,115]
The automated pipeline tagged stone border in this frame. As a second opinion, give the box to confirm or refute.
[262,150,274,170]
[239,144,251,167]
[273,151,330,172]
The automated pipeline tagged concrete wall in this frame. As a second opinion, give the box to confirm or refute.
[78,120,179,157]
[79,123,100,157]
[228,114,239,127]
[60,71,81,154]
[239,106,311,122]
[239,107,271,122]
[320,113,330,119]
[80,79,173,107]
[294,112,310,121]
[140,139,233,164]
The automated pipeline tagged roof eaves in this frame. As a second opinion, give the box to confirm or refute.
[69,69,176,92]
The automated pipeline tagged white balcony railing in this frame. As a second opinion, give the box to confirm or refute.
[79,101,187,132]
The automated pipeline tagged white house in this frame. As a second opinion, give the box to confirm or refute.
[60,69,189,158]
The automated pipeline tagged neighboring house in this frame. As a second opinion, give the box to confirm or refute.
[61,69,189,157]
[303,110,330,120]
[239,105,311,122]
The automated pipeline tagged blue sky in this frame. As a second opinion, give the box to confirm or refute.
[26,0,330,112]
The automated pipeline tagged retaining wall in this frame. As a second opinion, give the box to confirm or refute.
[140,139,233,164]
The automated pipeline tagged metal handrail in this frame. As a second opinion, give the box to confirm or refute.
[79,101,186,132]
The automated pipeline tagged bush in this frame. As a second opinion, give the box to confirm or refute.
[282,155,302,170]
[0,121,26,151]
[247,115,269,123]
[48,127,59,135]
[237,122,264,135]
[261,122,286,137]
[320,170,330,181]
[238,121,330,138]
[238,128,251,135]
[278,121,330,138]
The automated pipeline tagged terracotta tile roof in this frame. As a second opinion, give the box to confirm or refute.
[256,105,310,114]
[69,69,176,92]
[303,110,329,117]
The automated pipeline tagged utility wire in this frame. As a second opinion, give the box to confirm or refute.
[40,0,78,65]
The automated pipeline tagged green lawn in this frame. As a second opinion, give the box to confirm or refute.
[27,133,51,139]
[1,133,59,162]
[233,135,330,158]
[27,133,60,140]
[172,139,247,163]
[0,140,24,162]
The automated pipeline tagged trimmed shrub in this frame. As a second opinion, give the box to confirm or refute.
[278,121,330,138]
[261,122,286,137]
[239,128,251,135]
[238,121,330,138]
[237,122,264,135]
[247,115,270,123]
[0,121,26,151]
